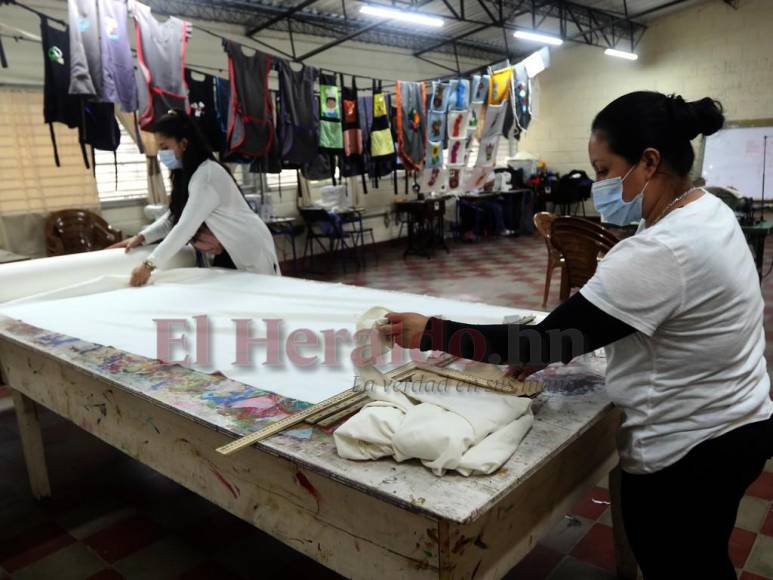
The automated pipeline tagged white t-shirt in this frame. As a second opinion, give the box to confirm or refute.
[581,192,772,474]
[140,160,280,275]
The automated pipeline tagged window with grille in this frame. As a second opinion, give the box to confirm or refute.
[94,124,170,203]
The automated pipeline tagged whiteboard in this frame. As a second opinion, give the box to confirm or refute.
[701,126,773,200]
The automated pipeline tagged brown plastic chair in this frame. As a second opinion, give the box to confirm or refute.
[45,209,123,257]
[533,212,562,307]
[550,216,619,302]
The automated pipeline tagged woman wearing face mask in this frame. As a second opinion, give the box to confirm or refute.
[380,91,773,579]
[109,109,280,286]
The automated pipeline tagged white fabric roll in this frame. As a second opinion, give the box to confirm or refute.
[0,245,195,303]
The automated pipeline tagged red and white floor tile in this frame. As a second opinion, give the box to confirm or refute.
[0,232,772,579]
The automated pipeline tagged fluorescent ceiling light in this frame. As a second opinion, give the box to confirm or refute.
[604,48,638,60]
[513,30,563,46]
[360,5,444,28]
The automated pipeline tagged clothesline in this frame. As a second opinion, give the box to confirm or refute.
[189,22,397,91]
[2,0,414,91]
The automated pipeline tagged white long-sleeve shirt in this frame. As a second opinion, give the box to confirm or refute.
[139,160,280,275]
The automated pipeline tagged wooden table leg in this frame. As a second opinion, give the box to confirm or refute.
[11,389,52,499]
[609,464,639,580]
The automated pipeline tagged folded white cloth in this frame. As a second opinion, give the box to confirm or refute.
[334,383,533,476]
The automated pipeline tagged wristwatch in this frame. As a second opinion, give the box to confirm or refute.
[142,258,157,272]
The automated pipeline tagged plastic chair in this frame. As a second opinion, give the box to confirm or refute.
[45,209,123,257]
[549,217,619,302]
[533,212,562,308]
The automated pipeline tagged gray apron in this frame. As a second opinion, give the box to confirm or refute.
[134,1,189,129]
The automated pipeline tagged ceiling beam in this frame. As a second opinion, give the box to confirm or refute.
[246,0,320,37]
[296,0,436,61]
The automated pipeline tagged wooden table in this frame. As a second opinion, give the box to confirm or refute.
[395,198,450,259]
[742,220,773,280]
[0,318,636,580]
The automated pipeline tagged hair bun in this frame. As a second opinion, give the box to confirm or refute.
[668,94,725,140]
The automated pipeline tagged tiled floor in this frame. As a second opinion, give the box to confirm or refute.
[1,232,772,579]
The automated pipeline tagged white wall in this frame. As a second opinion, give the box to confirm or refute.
[517,0,773,179]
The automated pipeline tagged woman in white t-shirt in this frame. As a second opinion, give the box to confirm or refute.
[382,91,773,579]
[109,110,280,285]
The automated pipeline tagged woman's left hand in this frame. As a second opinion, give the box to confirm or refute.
[130,263,152,287]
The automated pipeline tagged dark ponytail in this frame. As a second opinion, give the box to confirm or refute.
[591,91,724,176]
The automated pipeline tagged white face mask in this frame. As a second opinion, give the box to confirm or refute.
[158,149,182,170]
[591,165,649,226]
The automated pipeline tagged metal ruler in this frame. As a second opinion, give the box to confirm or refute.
[216,389,361,456]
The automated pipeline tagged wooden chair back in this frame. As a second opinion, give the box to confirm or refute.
[550,217,619,301]
[45,209,123,257]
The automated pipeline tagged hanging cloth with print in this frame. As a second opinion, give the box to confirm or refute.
[319,73,343,153]
[424,80,448,171]
[396,80,426,173]
[488,65,513,106]
[468,74,488,136]
[134,1,190,129]
[341,75,366,179]
[41,16,84,167]
[367,82,396,180]
[446,79,470,167]
[277,59,319,168]
[223,40,275,159]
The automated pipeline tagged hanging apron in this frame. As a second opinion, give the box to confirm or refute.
[68,0,102,98]
[488,66,513,106]
[396,80,426,173]
[277,59,319,168]
[185,68,225,152]
[369,84,396,166]
[134,1,189,129]
[223,40,274,159]
[513,62,532,133]
[212,75,252,165]
[341,75,366,179]
[41,16,83,166]
[98,0,137,112]
[319,73,343,153]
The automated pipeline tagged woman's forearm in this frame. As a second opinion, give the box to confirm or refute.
[419,293,635,365]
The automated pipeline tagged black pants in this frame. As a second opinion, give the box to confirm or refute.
[621,415,773,579]
[212,250,237,270]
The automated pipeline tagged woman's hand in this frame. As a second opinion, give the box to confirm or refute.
[130,263,153,287]
[506,364,547,381]
[192,228,224,255]
[108,234,144,253]
[379,312,430,349]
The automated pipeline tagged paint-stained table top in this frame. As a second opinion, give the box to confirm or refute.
[0,317,613,525]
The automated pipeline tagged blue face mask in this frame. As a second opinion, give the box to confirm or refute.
[591,165,648,226]
[158,149,182,170]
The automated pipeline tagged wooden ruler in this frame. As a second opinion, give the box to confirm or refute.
[216,389,361,456]
[412,363,542,396]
